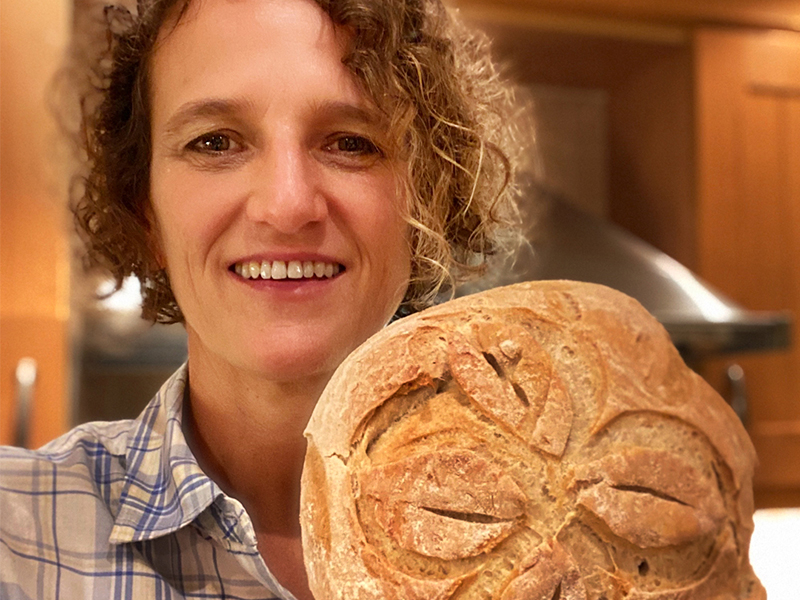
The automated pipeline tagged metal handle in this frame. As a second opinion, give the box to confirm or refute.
[14,357,37,448]
[726,363,748,426]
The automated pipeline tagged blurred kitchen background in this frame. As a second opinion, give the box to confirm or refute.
[2,0,800,594]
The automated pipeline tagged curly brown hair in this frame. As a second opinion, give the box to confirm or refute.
[71,0,522,323]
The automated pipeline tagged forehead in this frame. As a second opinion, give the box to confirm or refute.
[157,0,338,48]
[148,0,367,121]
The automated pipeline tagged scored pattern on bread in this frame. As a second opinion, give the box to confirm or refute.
[301,281,766,600]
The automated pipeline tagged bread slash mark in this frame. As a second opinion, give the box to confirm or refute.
[420,506,517,525]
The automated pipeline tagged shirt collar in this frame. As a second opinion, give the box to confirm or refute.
[110,363,221,544]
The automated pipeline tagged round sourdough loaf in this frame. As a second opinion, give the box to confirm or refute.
[300,281,765,599]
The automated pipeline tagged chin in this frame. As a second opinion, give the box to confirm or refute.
[245,331,362,384]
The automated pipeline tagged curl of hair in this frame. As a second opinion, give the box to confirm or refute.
[71,0,522,323]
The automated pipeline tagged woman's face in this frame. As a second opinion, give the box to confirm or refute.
[148,0,411,382]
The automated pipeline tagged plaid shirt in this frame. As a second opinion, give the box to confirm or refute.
[0,365,294,599]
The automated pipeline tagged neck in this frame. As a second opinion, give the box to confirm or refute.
[183,346,330,535]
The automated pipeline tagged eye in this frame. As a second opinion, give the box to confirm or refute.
[187,131,240,154]
[335,135,377,154]
[324,134,382,158]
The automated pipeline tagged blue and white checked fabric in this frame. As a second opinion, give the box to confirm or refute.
[0,365,293,599]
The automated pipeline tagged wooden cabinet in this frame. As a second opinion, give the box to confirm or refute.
[456,1,800,506]
[695,29,800,507]
[456,0,800,33]
[474,23,697,268]
[0,0,72,447]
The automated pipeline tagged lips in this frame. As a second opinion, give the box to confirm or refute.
[232,259,342,280]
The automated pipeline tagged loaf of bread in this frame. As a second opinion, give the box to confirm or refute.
[301,281,765,599]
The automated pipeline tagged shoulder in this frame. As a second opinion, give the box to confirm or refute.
[0,363,189,512]
[0,420,136,589]
[0,419,136,528]
[0,366,196,595]
[1,418,134,479]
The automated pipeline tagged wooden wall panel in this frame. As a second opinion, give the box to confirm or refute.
[455,0,800,34]
[477,24,696,265]
[607,42,695,268]
[0,0,71,446]
[696,29,800,502]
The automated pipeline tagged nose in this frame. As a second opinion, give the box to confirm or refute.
[245,141,328,233]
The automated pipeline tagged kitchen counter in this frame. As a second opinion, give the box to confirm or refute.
[750,508,800,597]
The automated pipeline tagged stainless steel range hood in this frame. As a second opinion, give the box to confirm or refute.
[460,191,791,357]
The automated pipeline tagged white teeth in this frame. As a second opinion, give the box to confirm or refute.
[287,260,303,279]
[272,261,287,280]
[234,260,341,280]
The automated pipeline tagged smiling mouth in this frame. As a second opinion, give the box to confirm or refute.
[232,259,343,280]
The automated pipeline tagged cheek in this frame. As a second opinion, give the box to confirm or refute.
[373,205,412,291]
[351,174,410,261]
[150,165,243,261]
[328,166,411,289]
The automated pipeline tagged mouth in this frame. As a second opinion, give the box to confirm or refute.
[231,259,344,281]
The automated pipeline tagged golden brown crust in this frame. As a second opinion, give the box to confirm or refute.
[301,281,764,599]
[499,541,587,600]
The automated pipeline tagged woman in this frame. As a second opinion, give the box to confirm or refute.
[0,0,520,597]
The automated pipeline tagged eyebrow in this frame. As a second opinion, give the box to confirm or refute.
[161,96,387,140]
[161,98,255,137]
[310,100,385,128]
